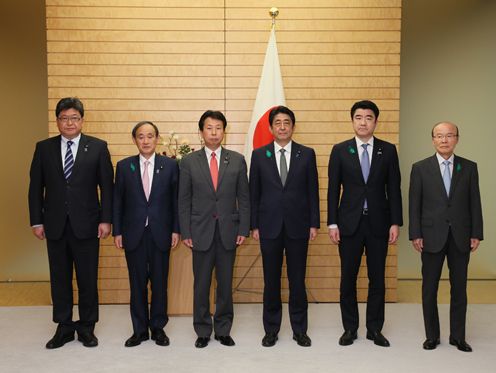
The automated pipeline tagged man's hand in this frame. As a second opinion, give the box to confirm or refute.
[182,238,193,248]
[98,223,111,239]
[470,238,480,252]
[171,233,180,249]
[32,226,45,240]
[114,235,123,249]
[252,229,260,241]
[309,227,318,241]
[328,227,340,244]
[412,238,423,253]
[236,235,245,246]
[389,224,400,244]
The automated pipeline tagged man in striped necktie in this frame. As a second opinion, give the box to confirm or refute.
[29,97,114,349]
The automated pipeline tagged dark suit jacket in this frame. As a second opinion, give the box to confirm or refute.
[409,154,483,253]
[29,134,114,240]
[249,141,320,240]
[112,154,179,252]
[178,147,250,252]
[327,137,403,237]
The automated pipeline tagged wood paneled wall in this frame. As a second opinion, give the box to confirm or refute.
[46,0,401,313]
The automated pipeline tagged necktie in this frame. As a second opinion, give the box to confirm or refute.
[142,160,150,200]
[361,144,370,208]
[279,148,288,186]
[63,140,74,180]
[210,152,218,190]
[442,160,451,196]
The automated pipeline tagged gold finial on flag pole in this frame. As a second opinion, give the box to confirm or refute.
[269,7,279,27]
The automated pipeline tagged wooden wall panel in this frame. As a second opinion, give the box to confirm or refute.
[46,0,401,313]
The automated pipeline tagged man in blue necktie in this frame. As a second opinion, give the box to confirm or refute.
[327,100,403,348]
[409,122,483,352]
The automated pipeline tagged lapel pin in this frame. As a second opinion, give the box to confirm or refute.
[130,163,136,172]
[266,150,272,158]
[84,144,88,152]
[348,145,356,154]
[296,150,301,158]
[377,148,383,155]
[456,163,461,172]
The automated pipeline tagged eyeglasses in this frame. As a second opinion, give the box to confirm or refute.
[432,133,457,140]
[58,116,82,123]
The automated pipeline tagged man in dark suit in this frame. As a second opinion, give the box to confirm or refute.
[29,97,113,348]
[327,100,402,347]
[113,121,179,347]
[249,106,320,347]
[409,121,483,352]
[178,110,250,348]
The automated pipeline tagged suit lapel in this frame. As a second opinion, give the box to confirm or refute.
[131,155,148,202]
[284,141,301,187]
[197,148,216,192]
[427,155,449,201]
[217,147,229,190]
[266,142,282,186]
[368,137,383,182]
[345,139,362,181]
[69,134,88,180]
[148,154,163,201]
[50,135,64,178]
[450,155,462,198]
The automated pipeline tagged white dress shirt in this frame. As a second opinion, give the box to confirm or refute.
[436,152,454,177]
[204,146,221,171]
[139,153,155,196]
[274,141,292,174]
[61,134,81,168]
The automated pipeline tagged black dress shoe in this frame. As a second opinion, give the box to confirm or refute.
[293,333,311,347]
[423,338,440,350]
[449,337,472,352]
[151,329,170,346]
[214,335,235,346]
[46,330,75,349]
[262,332,278,347]
[366,330,390,347]
[125,332,149,347]
[339,330,357,346]
[195,336,210,348]
[77,331,98,347]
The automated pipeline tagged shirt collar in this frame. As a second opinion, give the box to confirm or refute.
[204,146,222,160]
[355,136,374,149]
[274,140,292,154]
[139,152,156,166]
[436,153,454,165]
[61,134,81,146]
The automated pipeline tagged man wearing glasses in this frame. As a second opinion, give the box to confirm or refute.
[409,122,483,352]
[29,97,114,349]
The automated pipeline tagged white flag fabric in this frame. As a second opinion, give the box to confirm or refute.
[244,26,286,169]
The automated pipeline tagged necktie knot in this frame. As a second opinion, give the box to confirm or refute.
[443,160,450,166]
[362,143,368,151]
[67,140,73,147]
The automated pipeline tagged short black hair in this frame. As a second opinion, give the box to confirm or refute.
[132,121,159,138]
[350,100,379,120]
[198,110,227,131]
[56,97,84,118]
[268,106,296,127]
[431,122,460,137]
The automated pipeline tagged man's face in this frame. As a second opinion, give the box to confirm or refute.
[352,108,377,141]
[57,108,83,139]
[200,117,224,150]
[269,113,294,144]
[133,124,158,158]
[432,122,458,158]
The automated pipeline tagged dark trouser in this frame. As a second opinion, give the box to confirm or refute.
[421,230,470,340]
[339,214,388,332]
[192,223,236,337]
[125,226,170,334]
[46,219,99,334]
[260,226,309,335]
